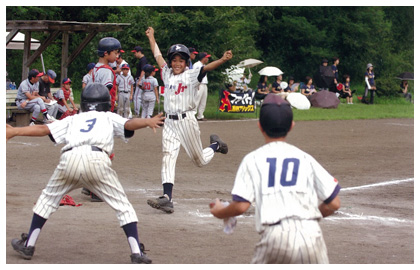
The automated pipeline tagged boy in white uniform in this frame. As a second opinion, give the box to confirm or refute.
[210,94,341,264]
[145,26,233,213]
[116,64,135,118]
[7,83,165,264]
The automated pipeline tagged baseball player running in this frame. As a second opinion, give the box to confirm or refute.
[145,27,232,213]
[7,83,165,264]
[210,94,341,264]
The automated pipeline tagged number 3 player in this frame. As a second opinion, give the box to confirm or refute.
[210,93,341,264]
[7,83,165,264]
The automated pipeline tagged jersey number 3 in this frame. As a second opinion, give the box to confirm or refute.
[80,118,97,133]
[267,158,300,187]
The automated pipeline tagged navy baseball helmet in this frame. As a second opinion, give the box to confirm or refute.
[81,83,111,112]
[167,44,190,62]
[97,37,121,57]
[142,64,155,73]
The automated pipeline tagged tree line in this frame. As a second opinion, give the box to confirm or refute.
[6,6,414,96]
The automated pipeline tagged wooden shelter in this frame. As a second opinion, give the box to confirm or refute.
[6,20,130,81]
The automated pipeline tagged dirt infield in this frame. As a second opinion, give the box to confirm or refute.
[5,118,414,264]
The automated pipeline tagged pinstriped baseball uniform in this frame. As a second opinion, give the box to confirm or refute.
[160,64,214,185]
[231,141,340,263]
[116,74,135,117]
[33,111,138,227]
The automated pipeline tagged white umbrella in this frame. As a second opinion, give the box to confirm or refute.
[258,66,283,76]
[286,93,311,110]
[237,59,263,68]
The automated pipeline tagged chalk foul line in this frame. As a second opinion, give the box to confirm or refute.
[341,178,414,192]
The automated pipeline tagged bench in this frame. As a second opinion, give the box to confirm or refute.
[6,88,75,127]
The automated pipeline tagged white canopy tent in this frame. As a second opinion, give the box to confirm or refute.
[6,31,45,72]
[6,31,41,50]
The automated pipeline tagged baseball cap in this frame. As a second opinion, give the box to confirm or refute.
[131,46,143,53]
[322,58,328,63]
[46,69,57,83]
[153,65,159,71]
[198,52,211,60]
[189,47,198,54]
[121,64,130,70]
[62,77,72,84]
[259,94,293,138]
[87,62,96,71]
[120,49,125,53]
[28,69,44,79]
[143,64,156,73]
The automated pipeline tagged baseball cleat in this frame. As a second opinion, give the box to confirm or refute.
[210,134,228,154]
[131,253,152,264]
[11,233,35,260]
[91,192,103,202]
[147,194,174,213]
[81,187,91,196]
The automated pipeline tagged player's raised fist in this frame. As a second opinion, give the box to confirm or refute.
[222,50,233,62]
[145,27,155,37]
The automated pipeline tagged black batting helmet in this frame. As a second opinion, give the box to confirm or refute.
[81,83,111,112]
[97,37,121,57]
[167,44,190,62]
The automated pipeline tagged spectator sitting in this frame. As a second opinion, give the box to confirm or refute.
[225,82,238,93]
[255,75,270,101]
[301,76,317,98]
[271,74,284,94]
[399,80,413,103]
[236,72,252,92]
[287,76,300,92]
[54,78,78,119]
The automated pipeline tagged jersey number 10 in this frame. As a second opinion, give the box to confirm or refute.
[267,158,300,187]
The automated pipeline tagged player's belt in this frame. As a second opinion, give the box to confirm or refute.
[167,113,187,120]
[62,146,108,155]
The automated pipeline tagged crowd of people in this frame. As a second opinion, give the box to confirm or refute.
[225,57,413,105]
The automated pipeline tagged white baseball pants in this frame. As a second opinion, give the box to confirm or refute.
[33,145,138,227]
[251,219,329,264]
[161,111,215,185]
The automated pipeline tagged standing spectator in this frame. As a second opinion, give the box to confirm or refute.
[209,93,341,264]
[363,63,376,104]
[140,65,159,118]
[255,75,270,102]
[301,76,317,98]
[15,69,56,126]
[331,57,339,85]
[193,52,211,121]
[116,64,135,118]
[53,78,78,120]
[318,59,330,91]
[342,74,354,104]
[82,63,95,90]
[188,47,198,69]
[399,80,413,103]
[132,46,148,117]
[38,69,59,119]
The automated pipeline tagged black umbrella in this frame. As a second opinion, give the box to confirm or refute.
[396,72,414,80]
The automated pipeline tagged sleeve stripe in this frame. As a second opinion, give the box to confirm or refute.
[323,184,341,204]
[232,194,251,203]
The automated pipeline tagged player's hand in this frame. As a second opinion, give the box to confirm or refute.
[148,113,166,133]
[6,124,15,142]
[145,27,155,38]
[209,198,224,218]
[21,101,27,108]
[222,50,233,62]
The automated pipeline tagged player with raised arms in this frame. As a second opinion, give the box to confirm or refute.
[145,26,233,214]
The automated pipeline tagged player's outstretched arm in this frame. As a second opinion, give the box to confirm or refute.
[209,198,250,219]
[203,50,233,73]
[6,124,51,142]
[124,113,165,133]
[145,27,166,68]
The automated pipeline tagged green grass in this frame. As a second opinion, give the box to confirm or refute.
[72,89,414,121]
[204,92,414,121]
